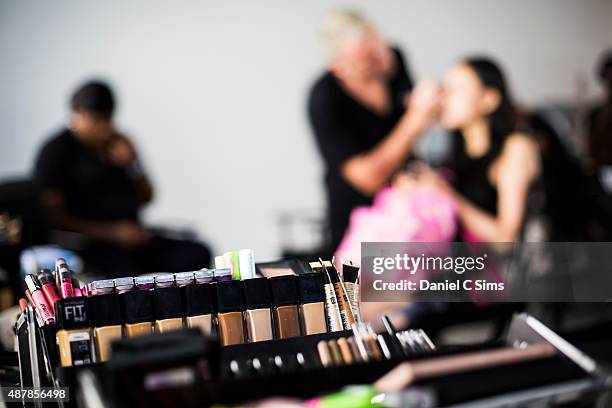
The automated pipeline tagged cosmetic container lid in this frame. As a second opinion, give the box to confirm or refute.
[91,279,115,295]
[269,275,299,307]
[24,274,42,293]
[195,269,214,284]
[37,269,54,286]
[343,264,360,283]
[298,273,325,304]
[184,284,213,316]
[55,297,90,330]
[114,277,135,292]
[324,264,341,284]
[243,278,271,309]
[213,268,232,282]
[174,271,195,286]
[135,276,155,290]
[121,290,154,324]
[89,294,123,326]
[214,280,245,313]
[154,274,175,287]
[153,286,184,319]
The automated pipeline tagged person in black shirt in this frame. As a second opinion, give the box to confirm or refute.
[34,80,211,277]
[308,10,440,250]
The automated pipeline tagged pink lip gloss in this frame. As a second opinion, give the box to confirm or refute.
[57,265,74,299]
[25,275,55,324]
[37,269,59,313]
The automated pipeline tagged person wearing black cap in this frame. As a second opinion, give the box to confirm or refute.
[33,80,212,277]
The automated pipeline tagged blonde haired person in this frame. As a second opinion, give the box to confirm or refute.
[308,9,439,250]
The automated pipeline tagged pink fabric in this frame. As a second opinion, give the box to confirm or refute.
[335,186,458,265]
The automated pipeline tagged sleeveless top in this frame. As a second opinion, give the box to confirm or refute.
[447,133,503,217]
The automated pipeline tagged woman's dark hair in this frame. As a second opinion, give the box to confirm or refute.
[70,80,115,118]
[463,57,518,141]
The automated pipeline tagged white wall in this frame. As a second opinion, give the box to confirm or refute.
[1,0,611,261]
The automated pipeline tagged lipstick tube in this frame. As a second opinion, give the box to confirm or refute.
[135,276,155,291]
[195,269,214,284]
[25,275,55,324]
[213,268,232,282]
[37,269,59,313]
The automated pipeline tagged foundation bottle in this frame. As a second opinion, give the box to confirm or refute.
[55,298,94,367]
[269,276,301,339]
[153,286,185,333]
[121,290,154,337]
[184,283,213,335]
[89,294,123,362]
[297,273,327,335]
[243,278,273,342]
[214,281,246,345]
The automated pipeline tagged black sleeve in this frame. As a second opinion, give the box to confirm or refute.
[33,136,70,193]
[308,80,364,172]
[390,47,414,94]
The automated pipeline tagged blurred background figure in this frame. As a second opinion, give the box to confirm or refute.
[586,49,612,193]
[33,80,211,277]
[308,9,439,253]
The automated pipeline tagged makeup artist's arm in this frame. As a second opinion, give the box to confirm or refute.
[107,134,154,204]
[40,190,147,248]
[342,81,440,196]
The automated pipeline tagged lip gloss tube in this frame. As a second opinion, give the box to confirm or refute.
[72,278,83,297]
[175,271,195,287]
[322,269,343,332]
[25,275,55,324]
[37,269,59,313]
[114,277,135,294]
[135,276,155,291]
[154,274,175,289]
[57,264,74,299]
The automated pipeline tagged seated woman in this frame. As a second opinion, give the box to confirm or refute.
[361,57,540,328]
[398,57,540,243]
